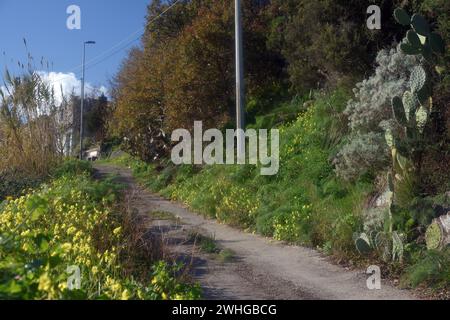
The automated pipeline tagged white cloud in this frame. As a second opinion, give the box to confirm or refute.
[36,71,108,105]
[1,71,107,106]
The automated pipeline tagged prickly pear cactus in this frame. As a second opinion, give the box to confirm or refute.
[394,8,446,60]
[409,66,427,93]
[425,222,442,250]
[354,233,372,255]
[426,213,450,250]
[355,8,446,259]
[387,8,446,169]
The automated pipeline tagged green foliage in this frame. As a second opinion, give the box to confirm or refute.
[268,0,417,92]
[189,232,219,254]
[426,222,442,250]
[354,233,372,255]
[386,8,446,205]
[0,170,42,202]
[352,7,449,264]
[403,249,450,290]
[396,8,446,62]
[51,160,93,179]
[111,0,282,161]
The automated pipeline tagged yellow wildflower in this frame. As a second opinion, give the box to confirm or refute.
[121,289,131,300]
[38,273,52,292]
[113,227,122,236]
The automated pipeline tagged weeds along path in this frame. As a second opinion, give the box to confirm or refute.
[94,164,416,300]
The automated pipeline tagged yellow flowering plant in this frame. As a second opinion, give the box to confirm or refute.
[0,163,201,300]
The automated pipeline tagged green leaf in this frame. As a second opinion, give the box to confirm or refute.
[392,231,404,262]
[392,96,407,126]
[396,153,408,171]
[435,65,446,75]
[421,42,433,62]
[394,8,411,26]
[8,281,22,294]
[407,30,421,48]
[387,172,395,192]
[355,233,372,255]
[400,41,421,55]
[417,83,431,104]
[409,66,427,93]
[429,33,445,54]
[39,239,49,252]
[411,14,430,36]
[385,129,394,148]
[31,208,44,221]
[416,106,428,134]
[402,91,418,120]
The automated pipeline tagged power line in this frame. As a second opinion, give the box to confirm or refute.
[46,0,183,86]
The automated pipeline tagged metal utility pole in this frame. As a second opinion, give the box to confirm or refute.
[80,41,96,160]
[235,0,245,159]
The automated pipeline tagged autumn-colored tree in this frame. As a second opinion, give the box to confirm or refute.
[163,1,234,132]
[111,0,282,161]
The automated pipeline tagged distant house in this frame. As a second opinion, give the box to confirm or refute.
[85,147,100,161]
[57,95,106,157]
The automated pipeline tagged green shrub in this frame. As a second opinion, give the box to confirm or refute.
[51,159,93,179]
[0,170,43,201]
[268,0,415,92]
[403,249,450,290]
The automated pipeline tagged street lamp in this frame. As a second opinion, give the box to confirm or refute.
[80,40,96,160]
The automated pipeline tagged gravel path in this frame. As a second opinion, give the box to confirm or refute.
[94,164,416,300]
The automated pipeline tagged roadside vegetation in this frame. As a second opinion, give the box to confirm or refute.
[2,0,450,299]
[105,1,450,296]
[0,45,200,300]
[0,160,201,299]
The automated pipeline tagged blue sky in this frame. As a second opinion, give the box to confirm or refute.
[0,0,151,93]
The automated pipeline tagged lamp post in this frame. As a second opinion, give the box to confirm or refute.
[235,0,245,160]
[80,40,96,160]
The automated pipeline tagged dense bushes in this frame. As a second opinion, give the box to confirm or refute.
[266,0,418,92]
[0,171,42,202]
[0,162,200,300]
[111,0,450,165]
[403,248,450,293]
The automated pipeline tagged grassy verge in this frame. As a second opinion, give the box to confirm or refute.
[0,160,201,300]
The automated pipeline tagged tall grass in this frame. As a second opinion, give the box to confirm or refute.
[0,55,71,178]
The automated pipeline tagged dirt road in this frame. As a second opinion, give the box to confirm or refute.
[94,164,416,300]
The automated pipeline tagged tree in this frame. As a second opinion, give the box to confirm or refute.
[111,0,283,162]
